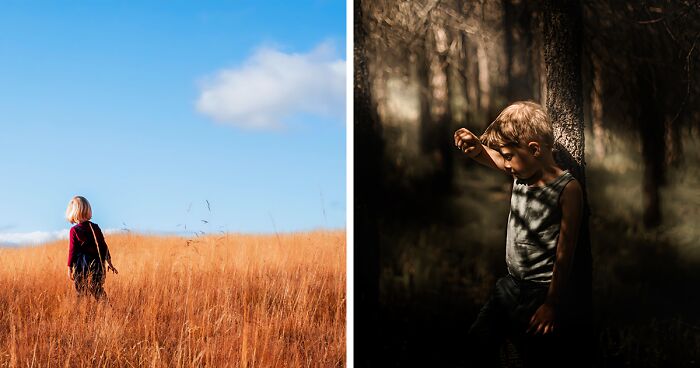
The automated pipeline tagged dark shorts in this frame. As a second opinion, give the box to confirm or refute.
[467,274,579,368]
[71,253,106,299]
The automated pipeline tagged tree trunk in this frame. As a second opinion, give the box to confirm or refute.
[520,1,537,101]
[465,34,482,124]
[450,27,467,125]
[354,1,383,364]
[418,32,434,154]
[637,70,665,228]
[590,55,606,161]
[664,118,683,167]
[503,0,534,101]
[542,0,593,364]
[504,0,515,99]
[544,3,586,181]
[532,8,547,106]
[431,25,455,191]
[476,37,491,120]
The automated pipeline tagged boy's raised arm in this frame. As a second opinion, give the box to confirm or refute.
[454,128,506,172]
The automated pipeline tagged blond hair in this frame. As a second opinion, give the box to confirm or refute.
[480,101,554,149]
[65,196,92,224]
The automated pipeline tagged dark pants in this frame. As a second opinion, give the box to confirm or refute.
[467,275,574,368]
[72,253,106,300]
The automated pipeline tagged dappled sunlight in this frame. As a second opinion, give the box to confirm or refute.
[586,127,700,260]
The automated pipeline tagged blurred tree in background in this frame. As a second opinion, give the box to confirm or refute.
[355,0,700,366]
[354,0,383,364]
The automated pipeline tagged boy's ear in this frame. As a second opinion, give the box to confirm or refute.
[527,141,541,157]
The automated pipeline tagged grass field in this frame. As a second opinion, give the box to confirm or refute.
[0,231,346,367]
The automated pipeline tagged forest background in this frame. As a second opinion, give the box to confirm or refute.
[354,1,700,367]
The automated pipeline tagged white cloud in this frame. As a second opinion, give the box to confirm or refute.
[196,41,346,129]
[0,230,69,247]
[0,228,120,247]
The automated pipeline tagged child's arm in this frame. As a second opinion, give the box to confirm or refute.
[528,179,583,335]
[453,128,506,172]
[94,225,110,262]
[67,227,77,267]
[68,228,78,280]
[95,225,118,274]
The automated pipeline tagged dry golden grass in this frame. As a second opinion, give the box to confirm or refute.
[0,231,346,367]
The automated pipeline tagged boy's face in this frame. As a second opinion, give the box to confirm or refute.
[499,143,541,180]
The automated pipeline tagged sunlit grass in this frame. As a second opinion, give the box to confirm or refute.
[0,231,346,367]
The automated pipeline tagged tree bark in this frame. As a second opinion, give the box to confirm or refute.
[542,0,593,364]
[354,1,383,364]
[544,3,586,178]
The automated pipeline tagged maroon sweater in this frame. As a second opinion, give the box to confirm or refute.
[67,221,111,267]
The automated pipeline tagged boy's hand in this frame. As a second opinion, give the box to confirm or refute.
[107,261,119,275]
[528,302,556,335]
[453,128,483,158]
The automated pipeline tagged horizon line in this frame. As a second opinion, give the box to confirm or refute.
[0,227,347,248]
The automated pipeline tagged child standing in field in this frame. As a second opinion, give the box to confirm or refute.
[454,101,584,367]
[65,196,118,300]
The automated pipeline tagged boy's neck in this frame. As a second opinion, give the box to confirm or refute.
[523,156,563,187]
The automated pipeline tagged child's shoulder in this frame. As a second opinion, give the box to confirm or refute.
[559,174,583,205]
[561,171,580,189]
[71,221,97,230]
[548,169,575,188]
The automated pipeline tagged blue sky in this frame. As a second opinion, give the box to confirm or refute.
[0,1,346,245]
